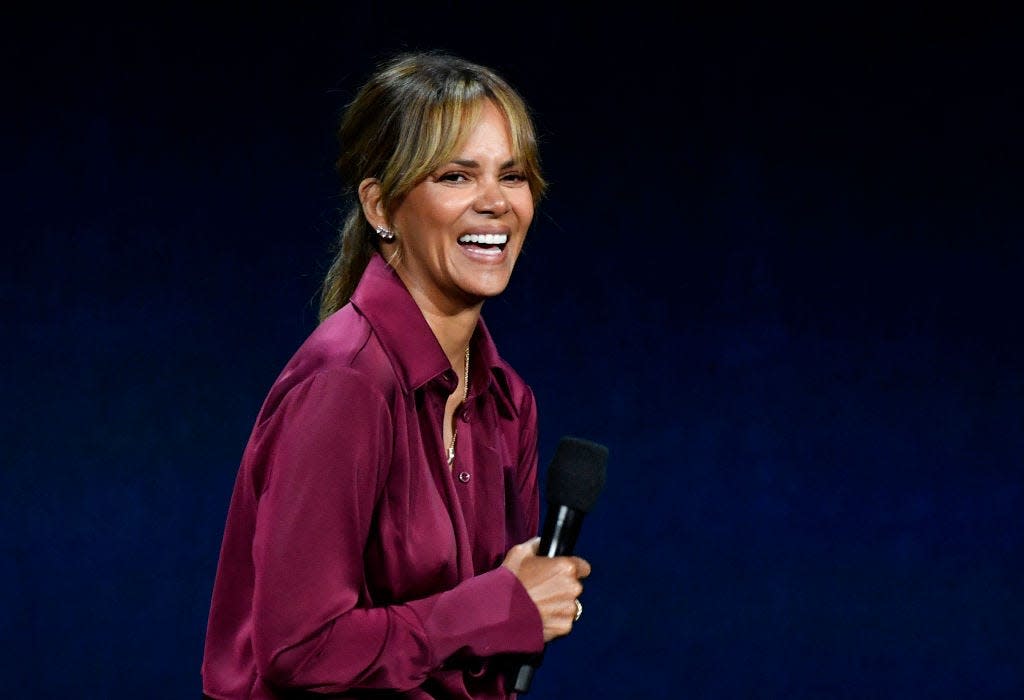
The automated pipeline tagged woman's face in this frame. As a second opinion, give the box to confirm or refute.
[389,100,535,313]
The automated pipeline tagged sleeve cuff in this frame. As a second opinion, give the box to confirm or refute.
[406,566,544,664]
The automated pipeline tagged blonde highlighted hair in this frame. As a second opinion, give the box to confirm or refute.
[319,50,547,321]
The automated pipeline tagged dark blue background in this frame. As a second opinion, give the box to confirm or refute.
[3,6,1021,698]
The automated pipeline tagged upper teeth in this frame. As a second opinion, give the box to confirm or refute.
[459,233,508,245]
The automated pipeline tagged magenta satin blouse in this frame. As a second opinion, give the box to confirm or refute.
[201,254,544,698]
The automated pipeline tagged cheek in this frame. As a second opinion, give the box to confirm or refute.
[394,190,462,231]
[513,196,535,229]
[396,208,457,250]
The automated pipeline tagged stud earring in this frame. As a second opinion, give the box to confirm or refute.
[375,225,396,242]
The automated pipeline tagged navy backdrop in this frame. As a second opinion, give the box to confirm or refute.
[3,6,1021,699]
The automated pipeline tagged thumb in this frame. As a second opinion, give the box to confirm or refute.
[503,536,542,571]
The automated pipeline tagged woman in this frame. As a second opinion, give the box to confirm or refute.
[201,51,591,699]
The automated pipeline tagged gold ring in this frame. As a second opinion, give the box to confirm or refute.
[574,599,583,622]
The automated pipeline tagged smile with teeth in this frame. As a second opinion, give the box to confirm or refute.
[458,233,508,248]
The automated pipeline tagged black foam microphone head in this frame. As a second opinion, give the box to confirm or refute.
[545,436,608,513]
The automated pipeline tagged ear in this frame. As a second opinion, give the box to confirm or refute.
[358,178,387,231]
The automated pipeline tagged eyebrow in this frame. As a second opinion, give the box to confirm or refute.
[450,158,519,169]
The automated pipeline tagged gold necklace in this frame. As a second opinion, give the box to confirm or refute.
[447,345,470,468]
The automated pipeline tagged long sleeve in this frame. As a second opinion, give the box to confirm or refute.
[203,265,547,699]
[248,368,542,694]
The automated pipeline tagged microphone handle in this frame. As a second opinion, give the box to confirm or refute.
[538,505,585,556]
[511,505,587,694]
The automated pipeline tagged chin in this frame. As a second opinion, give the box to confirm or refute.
[469,271,516,299]
[457,283,508,303]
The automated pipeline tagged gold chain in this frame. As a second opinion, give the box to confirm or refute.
[447,345,470,467]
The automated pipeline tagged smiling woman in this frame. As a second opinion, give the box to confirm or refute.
[361,99,535,330]
[200,51,593,699]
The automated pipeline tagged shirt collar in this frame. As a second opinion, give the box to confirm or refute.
[350,253,518,414]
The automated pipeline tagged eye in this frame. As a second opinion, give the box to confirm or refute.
[437,171,469,183]
[501,171,529,185]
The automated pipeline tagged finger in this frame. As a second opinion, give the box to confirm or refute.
[512,537,539,559]
[502,538,537,570]
[572,556,592,579]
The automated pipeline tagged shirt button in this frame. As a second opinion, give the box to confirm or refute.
[458,471,471,483]
[441,371,457,391]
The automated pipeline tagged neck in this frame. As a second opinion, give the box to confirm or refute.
[419,307,475,372]
[420,305,479,370]
[395,278,483,368]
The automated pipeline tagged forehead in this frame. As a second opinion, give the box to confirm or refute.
[452,101,514,155]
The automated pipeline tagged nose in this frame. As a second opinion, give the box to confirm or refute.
[474,177,509,216]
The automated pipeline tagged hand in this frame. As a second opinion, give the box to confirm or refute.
[501,537,592,642]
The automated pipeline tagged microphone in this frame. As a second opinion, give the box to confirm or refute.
[511,436,608,694]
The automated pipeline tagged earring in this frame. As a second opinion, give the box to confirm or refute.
[375,225,396,242]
